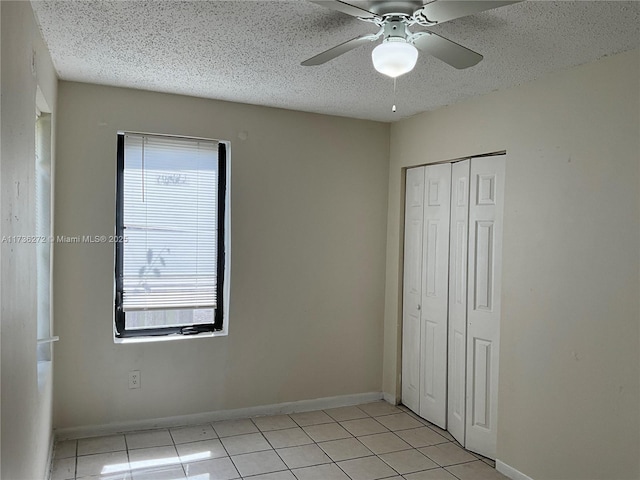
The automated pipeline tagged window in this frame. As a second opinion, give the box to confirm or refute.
[35,84,58,390]
[36,108,53,364]
[115,132,229,338]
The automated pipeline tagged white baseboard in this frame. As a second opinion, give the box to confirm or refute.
[55,391,384,440]
[496,459,534,480]
[382,391,397,405]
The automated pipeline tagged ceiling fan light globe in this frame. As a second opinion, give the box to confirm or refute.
[372,40,419,78]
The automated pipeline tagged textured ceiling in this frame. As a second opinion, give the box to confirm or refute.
[31,0,640,122]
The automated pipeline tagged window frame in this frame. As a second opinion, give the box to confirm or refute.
[114,132,228,339]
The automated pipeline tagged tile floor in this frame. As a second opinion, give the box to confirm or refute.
[51,402,508,480]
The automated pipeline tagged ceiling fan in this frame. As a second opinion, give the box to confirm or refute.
[302,1,521,77]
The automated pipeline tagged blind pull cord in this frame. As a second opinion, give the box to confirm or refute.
[141,137,146,203]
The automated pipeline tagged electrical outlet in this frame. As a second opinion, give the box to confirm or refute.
[128,370,141,389]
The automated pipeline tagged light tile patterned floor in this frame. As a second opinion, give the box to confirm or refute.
[50,402,507,480]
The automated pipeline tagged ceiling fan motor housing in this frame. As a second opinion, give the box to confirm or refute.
[383,20,410,41]
[368,0,424,16]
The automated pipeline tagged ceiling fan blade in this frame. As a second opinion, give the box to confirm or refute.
[308,1,378,19]
[301,35,376,66]
[412,32,483,69]
[420,1,521,24]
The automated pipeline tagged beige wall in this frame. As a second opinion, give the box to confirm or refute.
[1,2,58,479]
[385,49,640,479]
[53,82,390,429]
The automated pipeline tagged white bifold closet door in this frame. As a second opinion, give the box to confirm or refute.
[465,156,505,459]
[402,163,451,429]
[447,160,471,445]
[403,156,505,459]
[401,167,425,414]
[419,164,451,427]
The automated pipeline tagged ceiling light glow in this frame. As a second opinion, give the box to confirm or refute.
[371,39,419,78]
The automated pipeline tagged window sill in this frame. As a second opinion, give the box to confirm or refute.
[114,329,227,344]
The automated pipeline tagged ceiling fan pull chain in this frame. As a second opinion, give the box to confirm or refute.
[392,77,397,113]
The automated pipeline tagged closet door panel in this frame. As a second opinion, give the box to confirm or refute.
[465,156,505,459]
[447,160,470,445]
[402,167,425,413]
[419,163,451,428]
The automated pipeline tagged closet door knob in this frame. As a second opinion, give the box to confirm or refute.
[417,304,421,310]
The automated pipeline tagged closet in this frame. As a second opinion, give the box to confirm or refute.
[401,156,505,459]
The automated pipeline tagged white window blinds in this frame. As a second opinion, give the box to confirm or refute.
[121,133,219,312]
